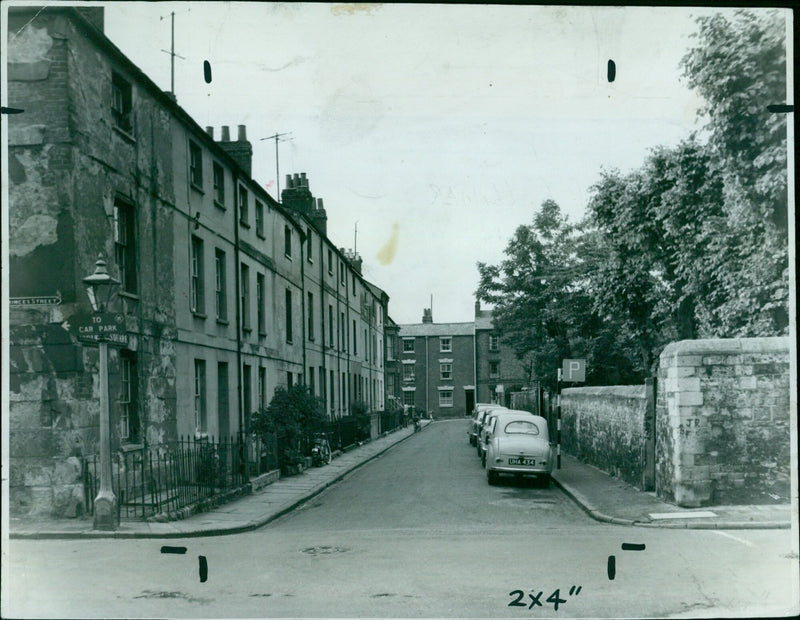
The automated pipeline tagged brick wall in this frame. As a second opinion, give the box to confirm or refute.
[561,386,648,488]
[656,337,792,507]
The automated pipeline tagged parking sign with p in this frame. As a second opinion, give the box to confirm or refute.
[562,359,586,383]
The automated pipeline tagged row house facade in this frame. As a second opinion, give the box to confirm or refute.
[474,301,529,406]
[5,6,388,518]
[397,303,528,417]
[398,310,476,417]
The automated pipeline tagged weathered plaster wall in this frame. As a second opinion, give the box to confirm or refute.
[8,10,178,517]
[561,385,647,488]
[656,337,792,507]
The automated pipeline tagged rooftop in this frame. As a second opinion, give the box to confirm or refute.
[398,322,475,337]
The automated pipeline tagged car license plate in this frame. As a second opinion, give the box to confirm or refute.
[507,457,535,466]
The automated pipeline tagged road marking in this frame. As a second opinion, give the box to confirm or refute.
[712,531,755,547]
[649,510,717,520]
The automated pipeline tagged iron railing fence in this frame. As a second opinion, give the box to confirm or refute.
[380,410,403,434]
[84,414,382,520]
[83,434,249,520]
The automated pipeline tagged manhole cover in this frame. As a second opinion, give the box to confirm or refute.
[301,545,348,555]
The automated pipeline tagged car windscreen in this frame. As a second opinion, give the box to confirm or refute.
[503,420,540,435]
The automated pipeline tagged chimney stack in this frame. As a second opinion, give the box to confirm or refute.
[311,197,328,236]
[422,308,433,324]
[281,171,315,217]
[216,124,252,176]
[205,126,214,139]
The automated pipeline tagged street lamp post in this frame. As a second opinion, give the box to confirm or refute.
[83,256,120,530]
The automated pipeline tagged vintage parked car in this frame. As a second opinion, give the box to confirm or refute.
[484,413,554,487]
[478,408,533,464]
[468,403,508,446]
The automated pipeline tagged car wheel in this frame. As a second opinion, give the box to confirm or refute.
[539,474,550,488]
[487,470,497,485]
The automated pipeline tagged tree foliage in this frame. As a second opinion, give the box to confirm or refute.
[681,9,789,335]
[477,10,789,384]
[477,200,643,387]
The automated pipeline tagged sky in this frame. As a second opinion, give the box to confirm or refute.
[96,2,732,324]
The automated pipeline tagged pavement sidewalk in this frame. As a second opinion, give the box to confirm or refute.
[552,453,793,530]
[9,422,792,539]
[9,422,431,540]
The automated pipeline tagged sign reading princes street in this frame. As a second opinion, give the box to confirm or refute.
[70,312,129,346]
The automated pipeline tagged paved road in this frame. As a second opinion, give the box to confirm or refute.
[3,420,798,618]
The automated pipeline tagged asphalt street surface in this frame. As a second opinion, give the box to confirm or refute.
[3,420,798,618]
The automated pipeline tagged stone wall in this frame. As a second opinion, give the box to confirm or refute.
[656,337,792,507]
[561,385,648,489]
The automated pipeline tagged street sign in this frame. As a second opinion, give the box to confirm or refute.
[10,293,62,306]
[561,358,586,382]
[70,313,129,346]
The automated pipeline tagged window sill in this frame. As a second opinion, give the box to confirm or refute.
[242,327,252,334]
[216,318,229,326]
[118,291,139,301]
[113,126,136,143]
[190,183,205,194]
[256,231,265,239]
[286,339,294,345]
[239,220,250,229]
[120,443,144,452]
[192,311,207,319]
[258,331,267,338]
[285,254,293,261]
[214,199,226,210]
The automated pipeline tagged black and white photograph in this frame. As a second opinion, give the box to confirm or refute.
[1,1,797,618]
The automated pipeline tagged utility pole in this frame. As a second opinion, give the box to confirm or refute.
[260,132,293,201]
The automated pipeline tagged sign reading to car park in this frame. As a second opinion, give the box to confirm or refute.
[69,312,129,346]
[561,358,586,382]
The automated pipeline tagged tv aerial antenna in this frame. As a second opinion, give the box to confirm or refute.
[260,132,294,201]
[160,9,189,96]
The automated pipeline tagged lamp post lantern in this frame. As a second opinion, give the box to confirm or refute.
[83,255,120,530]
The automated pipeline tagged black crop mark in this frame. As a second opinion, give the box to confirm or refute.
[160,546,188,554]
[607,59,616,83]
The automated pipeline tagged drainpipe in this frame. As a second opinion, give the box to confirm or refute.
[319,235,328,417]
[300,228,307,386]
[473,326,478,404]
[232,172,244,452]
[425,335,429,414]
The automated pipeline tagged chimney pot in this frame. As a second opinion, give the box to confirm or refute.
[221,126,230,141]
[293,173,300,185]
[285,174,293,189]
[205,126,214,139]
[237,125,247,141]
[317,198,324,210]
